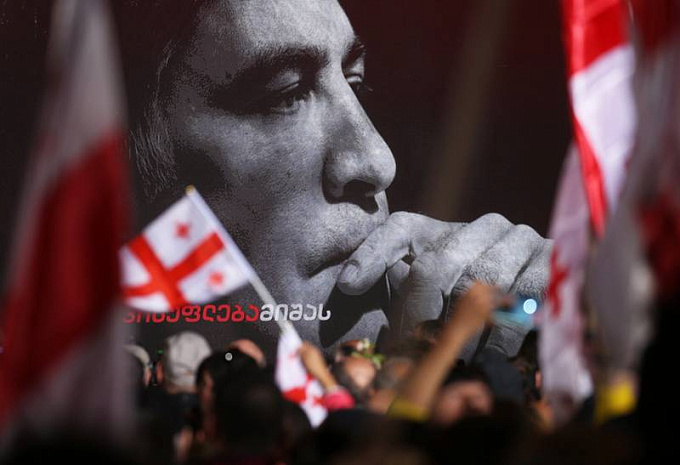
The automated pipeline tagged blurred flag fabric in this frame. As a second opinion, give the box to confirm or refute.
[275,322,327,427]
[540,0,636,422]
[120,187,255,312]
[586,0,680,378]
[0,0,131,441]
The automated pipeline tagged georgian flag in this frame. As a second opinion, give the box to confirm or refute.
[586,0,680,375]
[120,188,255,312]
[540,0,636,423]
[275,322,327,427]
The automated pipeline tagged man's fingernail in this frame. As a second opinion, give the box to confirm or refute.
[339,262,359,285]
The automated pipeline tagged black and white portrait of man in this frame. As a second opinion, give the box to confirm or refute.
[113,0,557,358]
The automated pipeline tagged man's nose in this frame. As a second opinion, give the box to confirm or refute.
[323,86,396,201]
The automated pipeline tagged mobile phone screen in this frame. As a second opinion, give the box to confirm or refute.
[493,295,540,328]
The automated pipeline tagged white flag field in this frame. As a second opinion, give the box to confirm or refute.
[275,323,328,427]
[120,187,256,312]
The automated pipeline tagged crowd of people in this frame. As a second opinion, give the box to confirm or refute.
[4,282,675,465]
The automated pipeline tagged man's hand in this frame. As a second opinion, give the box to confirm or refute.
[337,212,551,333]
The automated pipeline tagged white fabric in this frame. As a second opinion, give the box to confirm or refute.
[275,323,327,427]
[120,191,254,312]
[540,147,594,423]
[570,45,636,209]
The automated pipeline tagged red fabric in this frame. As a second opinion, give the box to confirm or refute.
[572,118,608,237]
[323,387,356,411]
[562,0,630,236]
[0,131,128,428]
[123,232,226,307]
[563,0,627,75]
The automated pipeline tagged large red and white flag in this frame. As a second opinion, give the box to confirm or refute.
[540,0,636,422]
[0,0,131,441]
[275,323,327,427]
[120,187,255,312]
[586,0,680,374]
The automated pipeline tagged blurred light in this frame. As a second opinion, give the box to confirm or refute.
[523,299,538,315]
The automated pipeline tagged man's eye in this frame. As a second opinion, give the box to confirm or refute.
[348,79,373,100]
[255,84,312,115]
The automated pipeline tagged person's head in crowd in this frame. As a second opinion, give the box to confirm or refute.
[367,356,414,413]
[333,339,379,363]
[431,364,494,425]
[213,370,285,461]
[281,400,312,459]
[474,348,525,405]
[413,319,444,345]
[227,338,266,367]
[330,357,377,406]
[511,331,541,402]
[124,344,151,387]
[195,349,261,442]
[161,331,211,394]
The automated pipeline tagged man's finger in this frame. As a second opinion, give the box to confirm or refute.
[428,213,514,293]
[449,224,545,297]
[509,239,552,298]
[391,214,514,330]
[337,212,454,295]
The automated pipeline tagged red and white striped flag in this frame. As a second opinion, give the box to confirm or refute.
[275,323,327,427]
[120,187,255,312]
[0,0,131,441]
[540,0,636,423]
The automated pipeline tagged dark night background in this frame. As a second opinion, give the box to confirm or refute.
[0,0,570,287]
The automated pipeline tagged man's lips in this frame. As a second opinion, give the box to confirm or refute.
[306,203,390,277]
[309,244,356,277]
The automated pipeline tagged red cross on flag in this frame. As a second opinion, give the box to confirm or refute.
[275,322,327,427]
[120,187,255,312]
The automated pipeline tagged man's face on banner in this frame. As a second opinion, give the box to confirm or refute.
[161,0,396,347]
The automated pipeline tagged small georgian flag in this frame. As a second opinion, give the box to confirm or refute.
[120,187,255,312]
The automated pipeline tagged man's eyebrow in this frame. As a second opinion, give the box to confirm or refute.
[342,36,366,68]
[223,45,328,90]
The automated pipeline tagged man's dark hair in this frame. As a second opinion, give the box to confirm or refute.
[513,329,538,369]
[442,363,489,388]
[111,1,208,205]
[213,370,284,458]
[195,348,260,390]
[510,330,540,402]
[281,400,312,455]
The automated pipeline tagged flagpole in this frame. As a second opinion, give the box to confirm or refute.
[185,186,292,333]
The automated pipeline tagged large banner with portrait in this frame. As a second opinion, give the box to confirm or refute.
[0,0,570,361]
